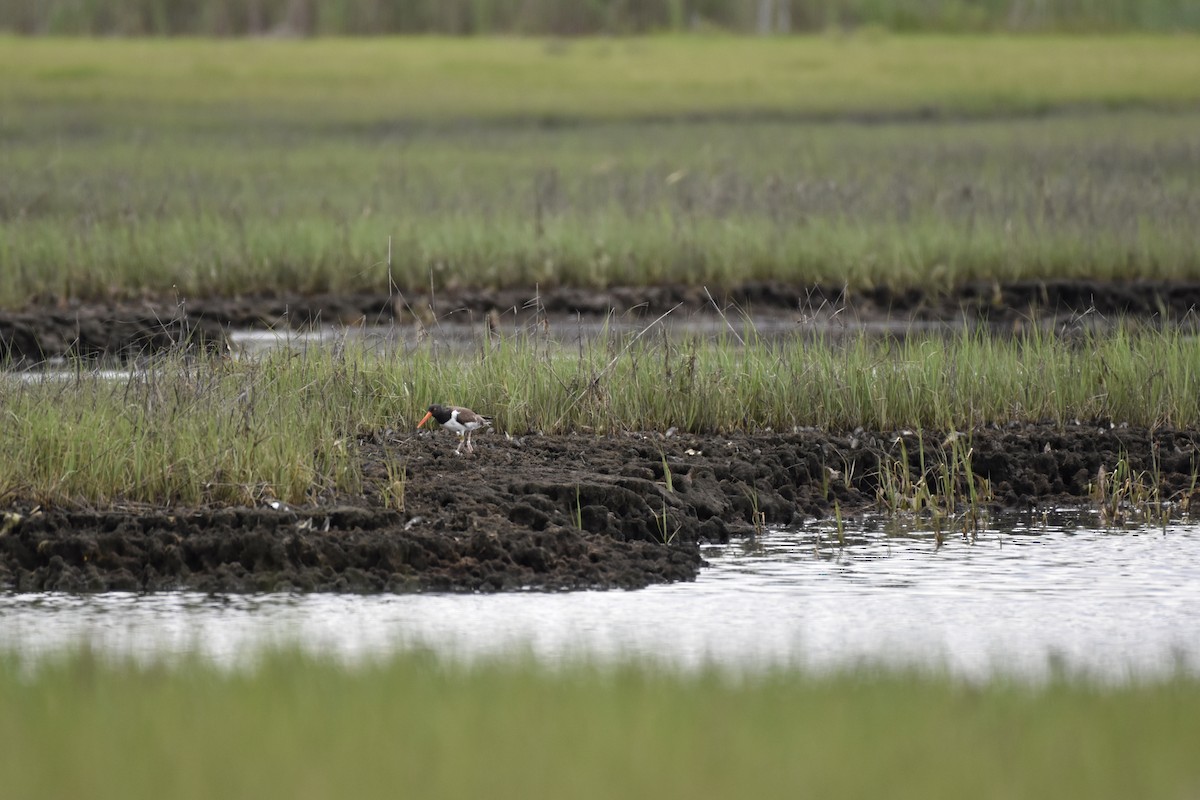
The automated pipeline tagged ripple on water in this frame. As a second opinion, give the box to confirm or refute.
[1,513,1198,681]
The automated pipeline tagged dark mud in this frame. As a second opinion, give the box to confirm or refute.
[4,279,1200,363]
[2,423,1196,594]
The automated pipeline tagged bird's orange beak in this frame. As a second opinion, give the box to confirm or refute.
[417,411,433,430]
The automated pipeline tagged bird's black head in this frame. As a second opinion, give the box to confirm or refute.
[426,404,452,424]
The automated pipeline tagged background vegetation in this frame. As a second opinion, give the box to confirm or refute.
[3,0,1200,36]
[2,650,1199,800]
[3,37,1199,307]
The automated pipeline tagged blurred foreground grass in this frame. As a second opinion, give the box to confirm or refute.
[2,36,1199,305]
[1,650,1198,800]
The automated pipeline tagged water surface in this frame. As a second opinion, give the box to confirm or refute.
[2,513,1197,680]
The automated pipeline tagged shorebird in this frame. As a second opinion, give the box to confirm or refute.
[417,404,492,455]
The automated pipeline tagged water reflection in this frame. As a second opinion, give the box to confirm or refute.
[1,513,1197,681]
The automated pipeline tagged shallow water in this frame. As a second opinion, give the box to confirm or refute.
[225,316,968,357]
[2,513,1198,680]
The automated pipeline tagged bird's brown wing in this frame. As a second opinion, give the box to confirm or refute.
[455,407,490,426]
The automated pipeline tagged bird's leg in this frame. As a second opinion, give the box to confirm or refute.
[455,434,464,455]
[466,430,474,453]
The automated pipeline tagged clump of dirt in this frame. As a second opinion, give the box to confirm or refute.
[4,279,1199,363]
[0,505,699,593]
[2,423,1196,593]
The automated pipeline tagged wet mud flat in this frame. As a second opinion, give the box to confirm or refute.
[2,423,1197,594]
[4,279,1200,363]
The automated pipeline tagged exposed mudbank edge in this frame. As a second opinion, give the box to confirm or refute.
[2,423,1196,594]
[4,279,1200,364]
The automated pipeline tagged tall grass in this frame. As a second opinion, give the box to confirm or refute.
[1,650,1198,800]
[1,326,1197,506]
[442,325,1200,434]
[3,0,1200,35]
[4,107,1200,302]
[0,352,375,506]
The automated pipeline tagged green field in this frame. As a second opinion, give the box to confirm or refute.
[3,328,1196,506]
[2,36,1199,307]
[7,36,1199,122]
[1,650,1198,800]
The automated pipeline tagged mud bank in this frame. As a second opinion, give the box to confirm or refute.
[4,279,1200,363]
[2,423,1196,594]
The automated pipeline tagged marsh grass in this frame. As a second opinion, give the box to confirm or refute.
[2,38,1200,306]
[2,325,1198,508]
[573,484,583,530]
[747,487,767,536]
[0,349,380,507]
[1,649,1199,800]
[1090,448,1199,527]
[4,117,1198,304]
[653,497,680,545]
[379,457,406,512]
[875,432,994,531]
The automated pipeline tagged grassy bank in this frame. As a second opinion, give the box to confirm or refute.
[2,327,1197,506]
[2,37,1199,306]
[1,650,1198,799]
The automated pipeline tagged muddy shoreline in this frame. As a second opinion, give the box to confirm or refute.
[2,423,1196,593]
[3,279,1200,363]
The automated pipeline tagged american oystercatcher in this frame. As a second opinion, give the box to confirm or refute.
[417,404,492,455]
